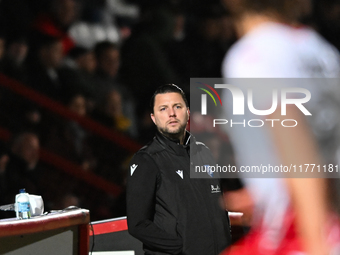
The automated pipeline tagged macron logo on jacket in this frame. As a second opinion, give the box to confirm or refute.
[176,170,183,179]
[130,164,138,176]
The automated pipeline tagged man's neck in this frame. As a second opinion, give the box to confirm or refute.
[160,130,187,145]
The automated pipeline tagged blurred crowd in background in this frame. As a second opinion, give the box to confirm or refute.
[0,0,339,222]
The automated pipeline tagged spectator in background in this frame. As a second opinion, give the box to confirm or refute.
[67,46,98,112]
[24,34,84,141]
[193,3,235,77]
[93,89,132,134]
[70,47,97,75]
[63,93,95,171]
[11,133,40,171]
[31,0,78,55]
[26,33,84,103]
[168,3,234,81]
[2,132,42,206]
[161,6,190,86]
[26,34,67,101]
[119,5,182,106]
[119,5,182,141]
[95,41,120,86]
[89,93,134,185]
[2,34,29,82]
[44,93,96,172]
[0,33,35,135]
[93,40,137,137]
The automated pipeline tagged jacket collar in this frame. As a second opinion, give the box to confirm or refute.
[155,130,193,156]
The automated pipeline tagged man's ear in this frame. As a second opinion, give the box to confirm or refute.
[150,113,156,124]
[187,107,190,119]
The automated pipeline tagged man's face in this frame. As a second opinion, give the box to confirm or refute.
[99,48,120,78]
[40,41,63,68]
[69,95,86,116]
[151,92,189,139]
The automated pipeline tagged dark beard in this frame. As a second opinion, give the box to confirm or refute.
[158,122,187,141]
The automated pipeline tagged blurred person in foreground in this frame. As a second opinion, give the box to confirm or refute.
[126,84,231,255]
[220,0,340,255]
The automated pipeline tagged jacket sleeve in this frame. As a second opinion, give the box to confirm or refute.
[126,152,183,254]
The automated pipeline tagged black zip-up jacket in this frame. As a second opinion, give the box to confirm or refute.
[127,131,231,255]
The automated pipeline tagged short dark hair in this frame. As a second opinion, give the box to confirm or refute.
[35,33,62,50]
[150,84,188,113]
[94,41,119,60]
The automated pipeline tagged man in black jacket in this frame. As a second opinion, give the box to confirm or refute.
[127,84,231,255]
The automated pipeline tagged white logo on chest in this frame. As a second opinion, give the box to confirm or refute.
[176,170,183,179]
[211,185,221,193]
[130,164,138,176]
